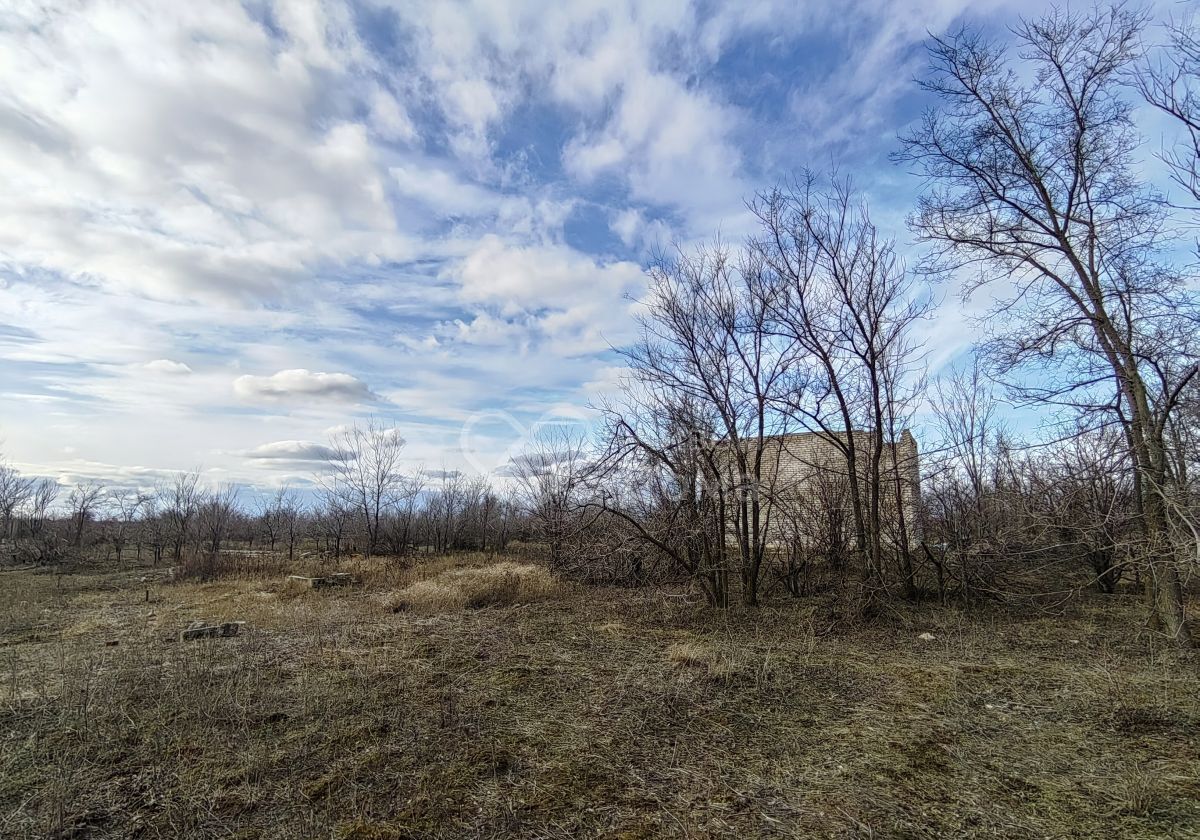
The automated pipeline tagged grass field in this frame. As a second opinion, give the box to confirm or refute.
[1,554,1198,839]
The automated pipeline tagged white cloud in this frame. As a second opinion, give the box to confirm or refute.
[0,0,1079,490]
[0,0,411,304]
[368,85,418,143]
[456,234,643,313]
[143,359,192,375]
[563,71,748,226]
[233,370,379,403]
[611,208,644,248]
[241,440,345,462]
[445,235,646,357]
[390,164,502,217]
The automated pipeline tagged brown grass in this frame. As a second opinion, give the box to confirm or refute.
[0,555,1197,839]
[665,639,713,666]
[381,561,562,613]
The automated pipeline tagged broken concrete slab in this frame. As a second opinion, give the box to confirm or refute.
[181,620,245,641]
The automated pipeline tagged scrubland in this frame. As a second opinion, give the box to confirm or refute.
[1,553,1198,839]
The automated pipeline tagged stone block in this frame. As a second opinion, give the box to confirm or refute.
[181,620,245,641]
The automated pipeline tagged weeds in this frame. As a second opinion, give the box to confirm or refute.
[1111,763,1166,817]
[0,556,1196,838]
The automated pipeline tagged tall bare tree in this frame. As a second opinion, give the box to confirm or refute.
[616,243,793,605]
[896,5,1198,644]
[750,174,931,596]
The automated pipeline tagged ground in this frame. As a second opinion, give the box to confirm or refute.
[1,553,1198,839]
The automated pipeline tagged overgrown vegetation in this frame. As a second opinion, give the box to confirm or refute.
[1,553,1197,839]
[3,4,1200,837]
[382,561,562,613]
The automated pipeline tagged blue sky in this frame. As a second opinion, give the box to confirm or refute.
[0,0,1186,490]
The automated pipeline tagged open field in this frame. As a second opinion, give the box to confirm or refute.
[1,554,1198,839]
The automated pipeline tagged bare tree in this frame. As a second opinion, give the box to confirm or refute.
[255,485,295,554]
[1138,11,1200,203]
[896,5,1198,644]
[197,483,240,556]
[1027,431,1137,595]
[616,242,794,606]
[160,470,203,562]
[106,487,151,565]
[0,462,32,541]
[322,419,417,557]
[67,480,104,548]
[773,469,852,597]
[280,495,301,562]
[925,361,1018,602]
[750,173,931,597]
[598,380,738,606]
[487,486,520,557]
[139,498,169,567]
[314,491,352,560]
[393,468,425,555]
[509,424,595,573]
[25,478,58,539]
[930,360,1003,550]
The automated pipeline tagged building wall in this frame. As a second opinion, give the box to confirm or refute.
[714,430,920,542]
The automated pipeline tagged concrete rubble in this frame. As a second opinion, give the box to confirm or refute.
[181,620,245,641]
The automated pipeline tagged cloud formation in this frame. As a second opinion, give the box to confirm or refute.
[0,0,1064,487]
[143,359,192,375]
[241,440,345,463]
[233,370,379,403]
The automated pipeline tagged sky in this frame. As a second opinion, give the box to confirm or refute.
[0,0,1186,492]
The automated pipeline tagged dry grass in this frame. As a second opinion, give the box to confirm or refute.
[0,556,1198,839]
[665,639,713,666]
[381,561,562,613]
[665,637,773,685]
